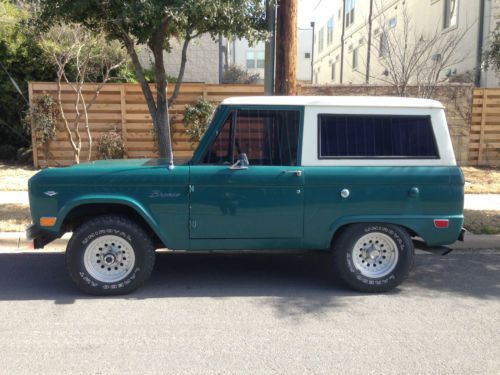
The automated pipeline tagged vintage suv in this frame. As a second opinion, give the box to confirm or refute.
[27,96,465,295]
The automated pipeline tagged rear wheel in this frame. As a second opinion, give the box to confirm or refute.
[66,215,155,295]
[333,223,414,292]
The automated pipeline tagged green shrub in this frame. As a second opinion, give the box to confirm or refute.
[222,65,260,84]
[0,144,17,160]
[16,146,33,164]
[0,1,60,151]
[26,94,59,145]
[96,130,126,159]
[183,97,215,143]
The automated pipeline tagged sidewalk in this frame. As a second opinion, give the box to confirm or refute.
[0,191,28,205]
[2,191,500,210]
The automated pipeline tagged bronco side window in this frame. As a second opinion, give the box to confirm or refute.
[234,109,300,166]
[202,109,300,166]
[318,114,439,159]
[202,113,234,164]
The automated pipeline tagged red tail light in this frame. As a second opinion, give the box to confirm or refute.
[434,219,449,228]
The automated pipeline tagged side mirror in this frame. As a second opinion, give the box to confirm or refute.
[239,153,249,167]
[230,153,250,170]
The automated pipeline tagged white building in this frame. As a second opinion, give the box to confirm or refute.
[139,34,221,84]
[139,27,315,85]
[309,0,499,87]
[224,27,314,83]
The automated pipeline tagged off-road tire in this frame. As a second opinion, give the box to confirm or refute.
[333,223,414,293]
[66,215,155,295]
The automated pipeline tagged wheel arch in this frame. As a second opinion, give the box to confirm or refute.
[329,217,419,249]
[58,197,166,249]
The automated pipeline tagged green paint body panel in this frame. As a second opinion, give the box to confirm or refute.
[28,105,464,250]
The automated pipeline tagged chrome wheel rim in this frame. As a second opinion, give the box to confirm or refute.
[352,232,399,278]
[83,235,136,283]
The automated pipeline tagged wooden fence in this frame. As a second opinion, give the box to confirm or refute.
[29,82,500,168]
[470,88,500,166]
[29,82,264,167]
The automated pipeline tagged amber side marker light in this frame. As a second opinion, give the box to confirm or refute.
[433,219,449,229]
[40,217,57,227]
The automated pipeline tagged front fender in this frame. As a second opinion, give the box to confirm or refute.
[54,195,167,245]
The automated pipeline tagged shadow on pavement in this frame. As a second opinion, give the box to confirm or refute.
[406,249,500,299]
[0,249,498,306]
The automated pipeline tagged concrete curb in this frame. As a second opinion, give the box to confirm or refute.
[450,233,500,250]
[0,231,498,251]
[0,232,72,250]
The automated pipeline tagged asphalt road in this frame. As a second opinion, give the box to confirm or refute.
[0,248,499,374]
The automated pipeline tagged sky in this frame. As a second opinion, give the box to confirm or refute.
[298,0,319,28]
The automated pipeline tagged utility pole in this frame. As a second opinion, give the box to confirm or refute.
[264,0,276,95]
[275,0,298,95]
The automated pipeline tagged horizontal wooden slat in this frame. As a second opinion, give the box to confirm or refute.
[29,82,264,167]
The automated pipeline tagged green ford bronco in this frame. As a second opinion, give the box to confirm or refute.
[27,96,465,295]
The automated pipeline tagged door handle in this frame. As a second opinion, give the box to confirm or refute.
[283,170,303,177]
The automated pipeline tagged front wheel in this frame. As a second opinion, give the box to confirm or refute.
[66,215,156,295]
[333,223,414,292]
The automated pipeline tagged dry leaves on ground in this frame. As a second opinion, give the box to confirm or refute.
[462,167,500,194]
[464,209,500,235]
[0,163,37,191]
[0,204,31,232]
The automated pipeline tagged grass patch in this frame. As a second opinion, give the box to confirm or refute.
[0,163,37,191]
[0,204,31,232]
[464,209,500,235]
[462,167,500,194]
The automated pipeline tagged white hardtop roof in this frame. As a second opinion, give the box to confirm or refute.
[221,96,444,109]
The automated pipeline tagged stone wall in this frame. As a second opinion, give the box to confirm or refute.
[297,84,473,165]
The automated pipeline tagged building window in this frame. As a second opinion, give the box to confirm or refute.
[352,48,358,70]
[388,17,397,28]
[256,51,265,68]
[331,63,336,81]
[318,27,324,53]
[246,51,255,68]
[305,52,311,59]
[246,51,265,69]
[327,17,334,45]
[443,0,458,29]
[379,32,389,57]
[318,115,439,159]
[345,0,355,28]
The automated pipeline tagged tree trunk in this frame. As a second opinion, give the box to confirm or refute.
[169,35,192,107]
[151,30,173,163]
[275,0,297,95]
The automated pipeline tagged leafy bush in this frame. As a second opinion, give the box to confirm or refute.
[483,25,500,75]
[26,94,60,145]
[0,1,60,150]
[96,130,126,159]
[0,144,17,161]
[16,146,33,164]
[222,64,261,84]
[183,97,215,143]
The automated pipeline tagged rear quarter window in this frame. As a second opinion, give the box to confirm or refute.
[318,114,439,159]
